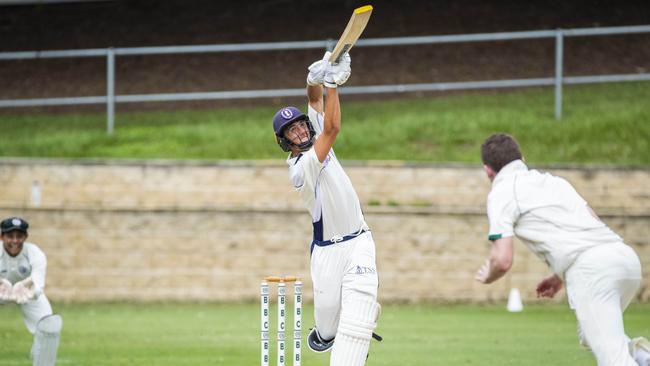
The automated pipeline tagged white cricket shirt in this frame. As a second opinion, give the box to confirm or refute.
[286,105,368,243]
[0,242,47,294]
[487,160,623,277]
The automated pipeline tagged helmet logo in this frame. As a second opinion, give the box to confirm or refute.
[11,218,21,226]
[280,108,294,119]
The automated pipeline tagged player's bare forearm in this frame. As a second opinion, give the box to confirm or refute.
[313,87,340,162]
[323,87,340,137]
[476,257,508,284]
[475,237,514,284]
[307,84,323,114]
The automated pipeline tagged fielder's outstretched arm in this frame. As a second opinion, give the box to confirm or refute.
[313,87,340,163]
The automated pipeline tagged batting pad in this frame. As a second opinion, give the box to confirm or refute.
[330,297,380,366]
[32,314,62,366]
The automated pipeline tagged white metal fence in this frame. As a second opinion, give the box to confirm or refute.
[1,25,649,135]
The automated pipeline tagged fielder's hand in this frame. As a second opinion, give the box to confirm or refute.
[307,51,332,86]
[474,259,491,284]
[12,277,35,304]
[0,278,12,302]
[536,274,563,298]
[324,53,351,88]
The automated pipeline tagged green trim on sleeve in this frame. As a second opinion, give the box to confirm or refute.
[488,234,503,241]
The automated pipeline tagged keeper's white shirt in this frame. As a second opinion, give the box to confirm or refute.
[286,105,368,242]
[0,242,47,295]
[487,160,623,278]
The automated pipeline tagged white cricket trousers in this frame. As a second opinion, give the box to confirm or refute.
[1,293,53,334]
[565,242,642,366]
[310,231,378,340]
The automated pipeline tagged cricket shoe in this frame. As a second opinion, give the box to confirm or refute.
[630,337,650,366]
[307,327,334,353]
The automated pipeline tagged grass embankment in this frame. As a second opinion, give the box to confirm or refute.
[0,82,648,164]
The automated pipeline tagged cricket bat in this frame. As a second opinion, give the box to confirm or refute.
[328,5,373,65]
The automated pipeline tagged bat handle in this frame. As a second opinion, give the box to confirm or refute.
[330,53,344,66]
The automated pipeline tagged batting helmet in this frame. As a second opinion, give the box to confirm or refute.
[272,107,316,152]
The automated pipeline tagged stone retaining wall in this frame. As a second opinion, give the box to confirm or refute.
[0,159,647,303]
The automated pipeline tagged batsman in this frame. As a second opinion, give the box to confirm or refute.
[272,51,380,366]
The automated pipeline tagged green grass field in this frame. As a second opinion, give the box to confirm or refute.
[0,83,648,366]
[1,302,649,365]
[0,82,649,164]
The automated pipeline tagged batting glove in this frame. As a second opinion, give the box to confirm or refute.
[307,51,332,86]
[324,53,351,88]
[0,278,12,302]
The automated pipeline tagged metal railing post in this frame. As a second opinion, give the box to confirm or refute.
[107,47,115,135]
[555,29,564,121]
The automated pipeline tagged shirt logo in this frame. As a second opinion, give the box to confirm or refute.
[281,108,294,119]
[353,266,376,275]
[18,266,28,275]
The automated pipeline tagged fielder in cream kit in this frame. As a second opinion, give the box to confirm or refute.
[0,217,62,366]
[475,134,649,366]
[272,51,380,366]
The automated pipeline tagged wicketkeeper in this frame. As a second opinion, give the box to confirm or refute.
[272,52,380,366]
[0,217,62,366]
[475,134,650,366]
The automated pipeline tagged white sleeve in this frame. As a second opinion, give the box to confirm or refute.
[27,245,47,296]
[307,104,324,137]
[289,148,324,192]
[486,188,518,241]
